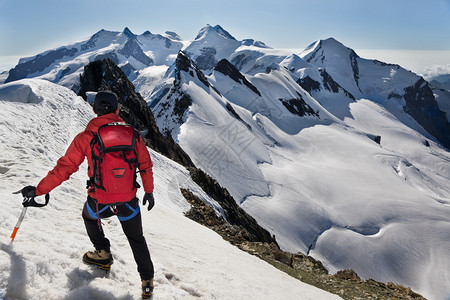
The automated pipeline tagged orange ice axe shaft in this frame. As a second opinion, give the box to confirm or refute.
[10,205,28,243]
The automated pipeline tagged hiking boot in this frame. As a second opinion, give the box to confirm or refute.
[142,279,154,299]
[82,249,113,271]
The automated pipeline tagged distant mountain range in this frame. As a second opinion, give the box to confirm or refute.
[2,25,450,299]
[3,25,450,149]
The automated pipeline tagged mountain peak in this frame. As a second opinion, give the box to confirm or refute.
[300,37,359,61]
[322,38,358,55]
[122,27,136,39]
[241,39,270,48]
[164,31,182,41]
[195,24,236,41]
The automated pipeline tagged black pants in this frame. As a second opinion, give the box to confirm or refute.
[82,196,154,280]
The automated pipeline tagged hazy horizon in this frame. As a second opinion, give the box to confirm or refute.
[2,47,449,79]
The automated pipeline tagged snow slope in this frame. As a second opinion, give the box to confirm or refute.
[0,79,340,299]
[151,51,450,299]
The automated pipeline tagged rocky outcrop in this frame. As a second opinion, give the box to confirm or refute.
[81,29,105,51]
[78,58,194,167]
[119,38,154,66]
[151,51,223,134]
[239,242,425,300]
[349,50,362,93]
[182,188,262,244]
[280,92,319,118]
[192,47,217,70]
[297,69,355,101]
[225,102,252,130]
[214,59,261,96]
[319,69,355,100]
[297,75,321,94]
[403,78,450,149]
[186,168,277,245]
[176,51,213,91]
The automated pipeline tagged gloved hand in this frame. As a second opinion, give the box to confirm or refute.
[21,185,36,200]
[17,186,50,207]
[143,193,155,211]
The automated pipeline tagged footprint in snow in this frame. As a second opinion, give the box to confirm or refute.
[155,270,203,298]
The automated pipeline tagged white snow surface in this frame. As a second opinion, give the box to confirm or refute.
[0,79,340,299]
[152,53,450,300]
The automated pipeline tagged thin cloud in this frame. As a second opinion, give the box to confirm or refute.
[424,64,450,80]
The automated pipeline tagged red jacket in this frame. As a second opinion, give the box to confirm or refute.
[36,113,154,198]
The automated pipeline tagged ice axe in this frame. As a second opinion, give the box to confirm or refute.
[10,188,50,243]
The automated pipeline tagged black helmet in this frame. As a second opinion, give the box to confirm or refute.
[93,91,118,115]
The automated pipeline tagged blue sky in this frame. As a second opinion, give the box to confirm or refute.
[1,0,449,74]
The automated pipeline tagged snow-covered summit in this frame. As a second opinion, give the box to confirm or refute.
[194,24,237,41]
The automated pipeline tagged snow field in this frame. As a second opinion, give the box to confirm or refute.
[0,79,341,299]
[164,55,450,299]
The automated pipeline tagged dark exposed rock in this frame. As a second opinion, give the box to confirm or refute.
[373,60,401,68]
[60,67,72,78]
[304,41,323,64]
[81,29,105,51]
[172,94,192,124]
[151,51,221,138]
[335,269,361,281]
[239,242,425,300]
[226,102,252,130]
[78,58,194,167]
[214,59,261,96]
[388,92,403,99]
[403,78,450,149]
[297,76,321,94]
[241,39,269,48]
[177,51,214,91]
[187,167,277,245]
[152,53,201,130]
[280,92,319,117]
[122,27,136,39]
[374,135,381,144]
[193,47,217,70]
[231,52,262,71]
[319,69,355,100]
[350,50,362,93]
[175,50,191,73]
[6,48,78,83]
[120,63,137,76]
[119,38,153,66]
[211,25,236,40]
[182,188,257,244]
